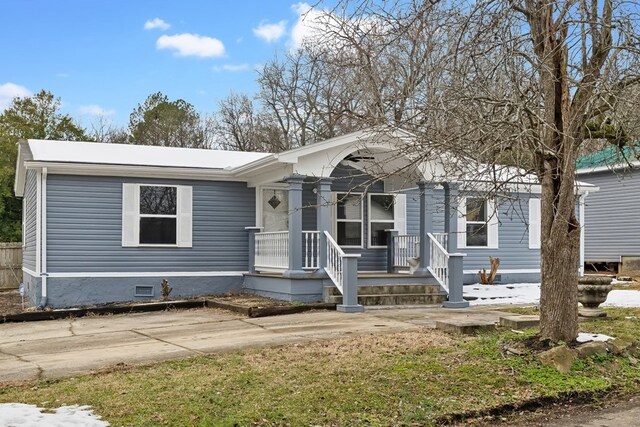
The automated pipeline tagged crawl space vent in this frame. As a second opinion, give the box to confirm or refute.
[135,285,154,297]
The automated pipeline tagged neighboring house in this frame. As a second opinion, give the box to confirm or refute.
[15,129,594,309]
[577,143,640,273]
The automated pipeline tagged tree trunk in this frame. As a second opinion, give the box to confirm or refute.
[539,176,581,342]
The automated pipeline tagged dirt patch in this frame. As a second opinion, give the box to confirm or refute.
[0,290,29,316]
[207,293,335,317]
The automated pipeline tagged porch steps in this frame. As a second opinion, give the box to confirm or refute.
[325,284,447,306]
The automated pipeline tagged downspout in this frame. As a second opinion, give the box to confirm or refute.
[40,167,48,308]
[578,191,588,277]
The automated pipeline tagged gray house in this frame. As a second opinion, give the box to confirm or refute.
[15,129,592,309]
[577,144,640,274]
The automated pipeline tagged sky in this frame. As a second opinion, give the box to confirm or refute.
[0,0,325,127]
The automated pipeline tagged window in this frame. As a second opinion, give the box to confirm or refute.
[122,183,192,247]
[457,197,498,248]
[465,198,488,247]
[369,194,395,247]
[336,193,363,247]
[139,186,177,245]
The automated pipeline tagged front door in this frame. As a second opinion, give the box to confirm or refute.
[261,189,289,232]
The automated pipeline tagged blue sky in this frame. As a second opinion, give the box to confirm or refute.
[0,0,321,127]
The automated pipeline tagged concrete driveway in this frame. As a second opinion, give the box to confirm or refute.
[0,306,508,383]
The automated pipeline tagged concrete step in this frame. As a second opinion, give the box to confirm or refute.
[328,293,447,306]
[326,283,443,296]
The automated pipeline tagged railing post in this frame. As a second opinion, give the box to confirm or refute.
[416,181,435,275]
[245,227,262,273]
[337,254,364,313]
[283,174,307,278]
[386,229,399,273]
[443,253,469,308]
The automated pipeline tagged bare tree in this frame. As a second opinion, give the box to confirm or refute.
[330,0,640,341]
[89,115,129,144]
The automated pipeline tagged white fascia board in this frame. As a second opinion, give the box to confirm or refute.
[577,161,640,175]
[24,162,247,182]
[14,140,31,197]
[46,271,247,278]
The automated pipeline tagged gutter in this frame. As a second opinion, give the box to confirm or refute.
[40,167,48,308]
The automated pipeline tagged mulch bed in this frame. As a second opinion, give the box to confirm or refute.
[0,289,27,317]
[206,293,335,317]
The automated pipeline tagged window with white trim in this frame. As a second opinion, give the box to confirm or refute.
[457,197,499,249]
[336,193,363,247]
[139,186,177,244]
[368,194,395,247]
[465,198,488,247]
[122,184,192,247]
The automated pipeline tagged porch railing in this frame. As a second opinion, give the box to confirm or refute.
[325,231,345,294]
[392,234,420,268]
[254,231,289,271]
[427,232,449,292]
[432,232,448,251]
[303,231,320,270]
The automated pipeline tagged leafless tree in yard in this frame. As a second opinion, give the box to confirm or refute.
[326,0,640,342]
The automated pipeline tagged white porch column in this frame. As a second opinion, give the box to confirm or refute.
[579,191,589,277]
[415,181,435,275]
[283,174,307,278]
[316,177,333,275]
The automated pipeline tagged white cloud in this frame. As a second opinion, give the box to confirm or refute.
[144,18,170,31]
[0,82,31,110]
[252,20,287,43]
[290,2,325,50]
[156,33,225,58]
[213,64,250,72]
[79,104,115,117]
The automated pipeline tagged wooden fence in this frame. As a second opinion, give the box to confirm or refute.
[0,243,22,290]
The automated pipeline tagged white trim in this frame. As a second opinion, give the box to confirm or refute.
[579,192,588,276]
[21,196,26,249]
[334,192,364,248]
[528,198,541,249]
[22,267,38,277]
[577,161,640,175]
[45,271,248,278]
[35,170,41,275]
[459,197,499,249]
[464,269,540,274]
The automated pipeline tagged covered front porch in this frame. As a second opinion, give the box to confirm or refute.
[235,130,469,312]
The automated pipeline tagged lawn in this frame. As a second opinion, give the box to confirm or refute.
[1,308,640,426]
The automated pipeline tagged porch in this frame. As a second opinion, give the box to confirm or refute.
[244,178,469,312]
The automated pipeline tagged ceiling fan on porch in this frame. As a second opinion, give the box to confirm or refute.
[344,153,375,162]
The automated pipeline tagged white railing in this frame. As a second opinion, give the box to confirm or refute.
[254,231,289,271]
[392,235,420,267]
[303,231,320,270]
[431,232,448,252]
[428,232,449,291]
[324,231,345,294]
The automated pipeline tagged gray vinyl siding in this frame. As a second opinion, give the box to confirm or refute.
[406,189,540,273]
[580,169,640,262]
[23,169,38,271]
[46,174,255,272]
[301,166,386,271]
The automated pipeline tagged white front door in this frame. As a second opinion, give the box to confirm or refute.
[261,189,289,232]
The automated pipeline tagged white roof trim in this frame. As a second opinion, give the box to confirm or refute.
[577,161,640,175]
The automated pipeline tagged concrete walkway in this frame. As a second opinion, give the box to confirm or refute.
[0,306,508,383]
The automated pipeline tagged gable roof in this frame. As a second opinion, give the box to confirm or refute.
[576,142,640,172]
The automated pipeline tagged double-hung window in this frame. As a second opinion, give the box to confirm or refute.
[122,183,192,247]
[457,197,499,249]
[336,193,363,247]
[369,194,395,247]
[139,186,178,245]
[465,198,488,247]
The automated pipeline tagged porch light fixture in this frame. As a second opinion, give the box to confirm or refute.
[268,190,281,209]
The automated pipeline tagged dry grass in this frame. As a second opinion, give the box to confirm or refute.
[3,311,640,426]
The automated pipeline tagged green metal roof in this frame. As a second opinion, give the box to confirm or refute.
[576,142,640,169]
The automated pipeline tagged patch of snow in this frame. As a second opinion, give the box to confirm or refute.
[576,333,614,343]
[0,403,109,426]
[464,283,640,308]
